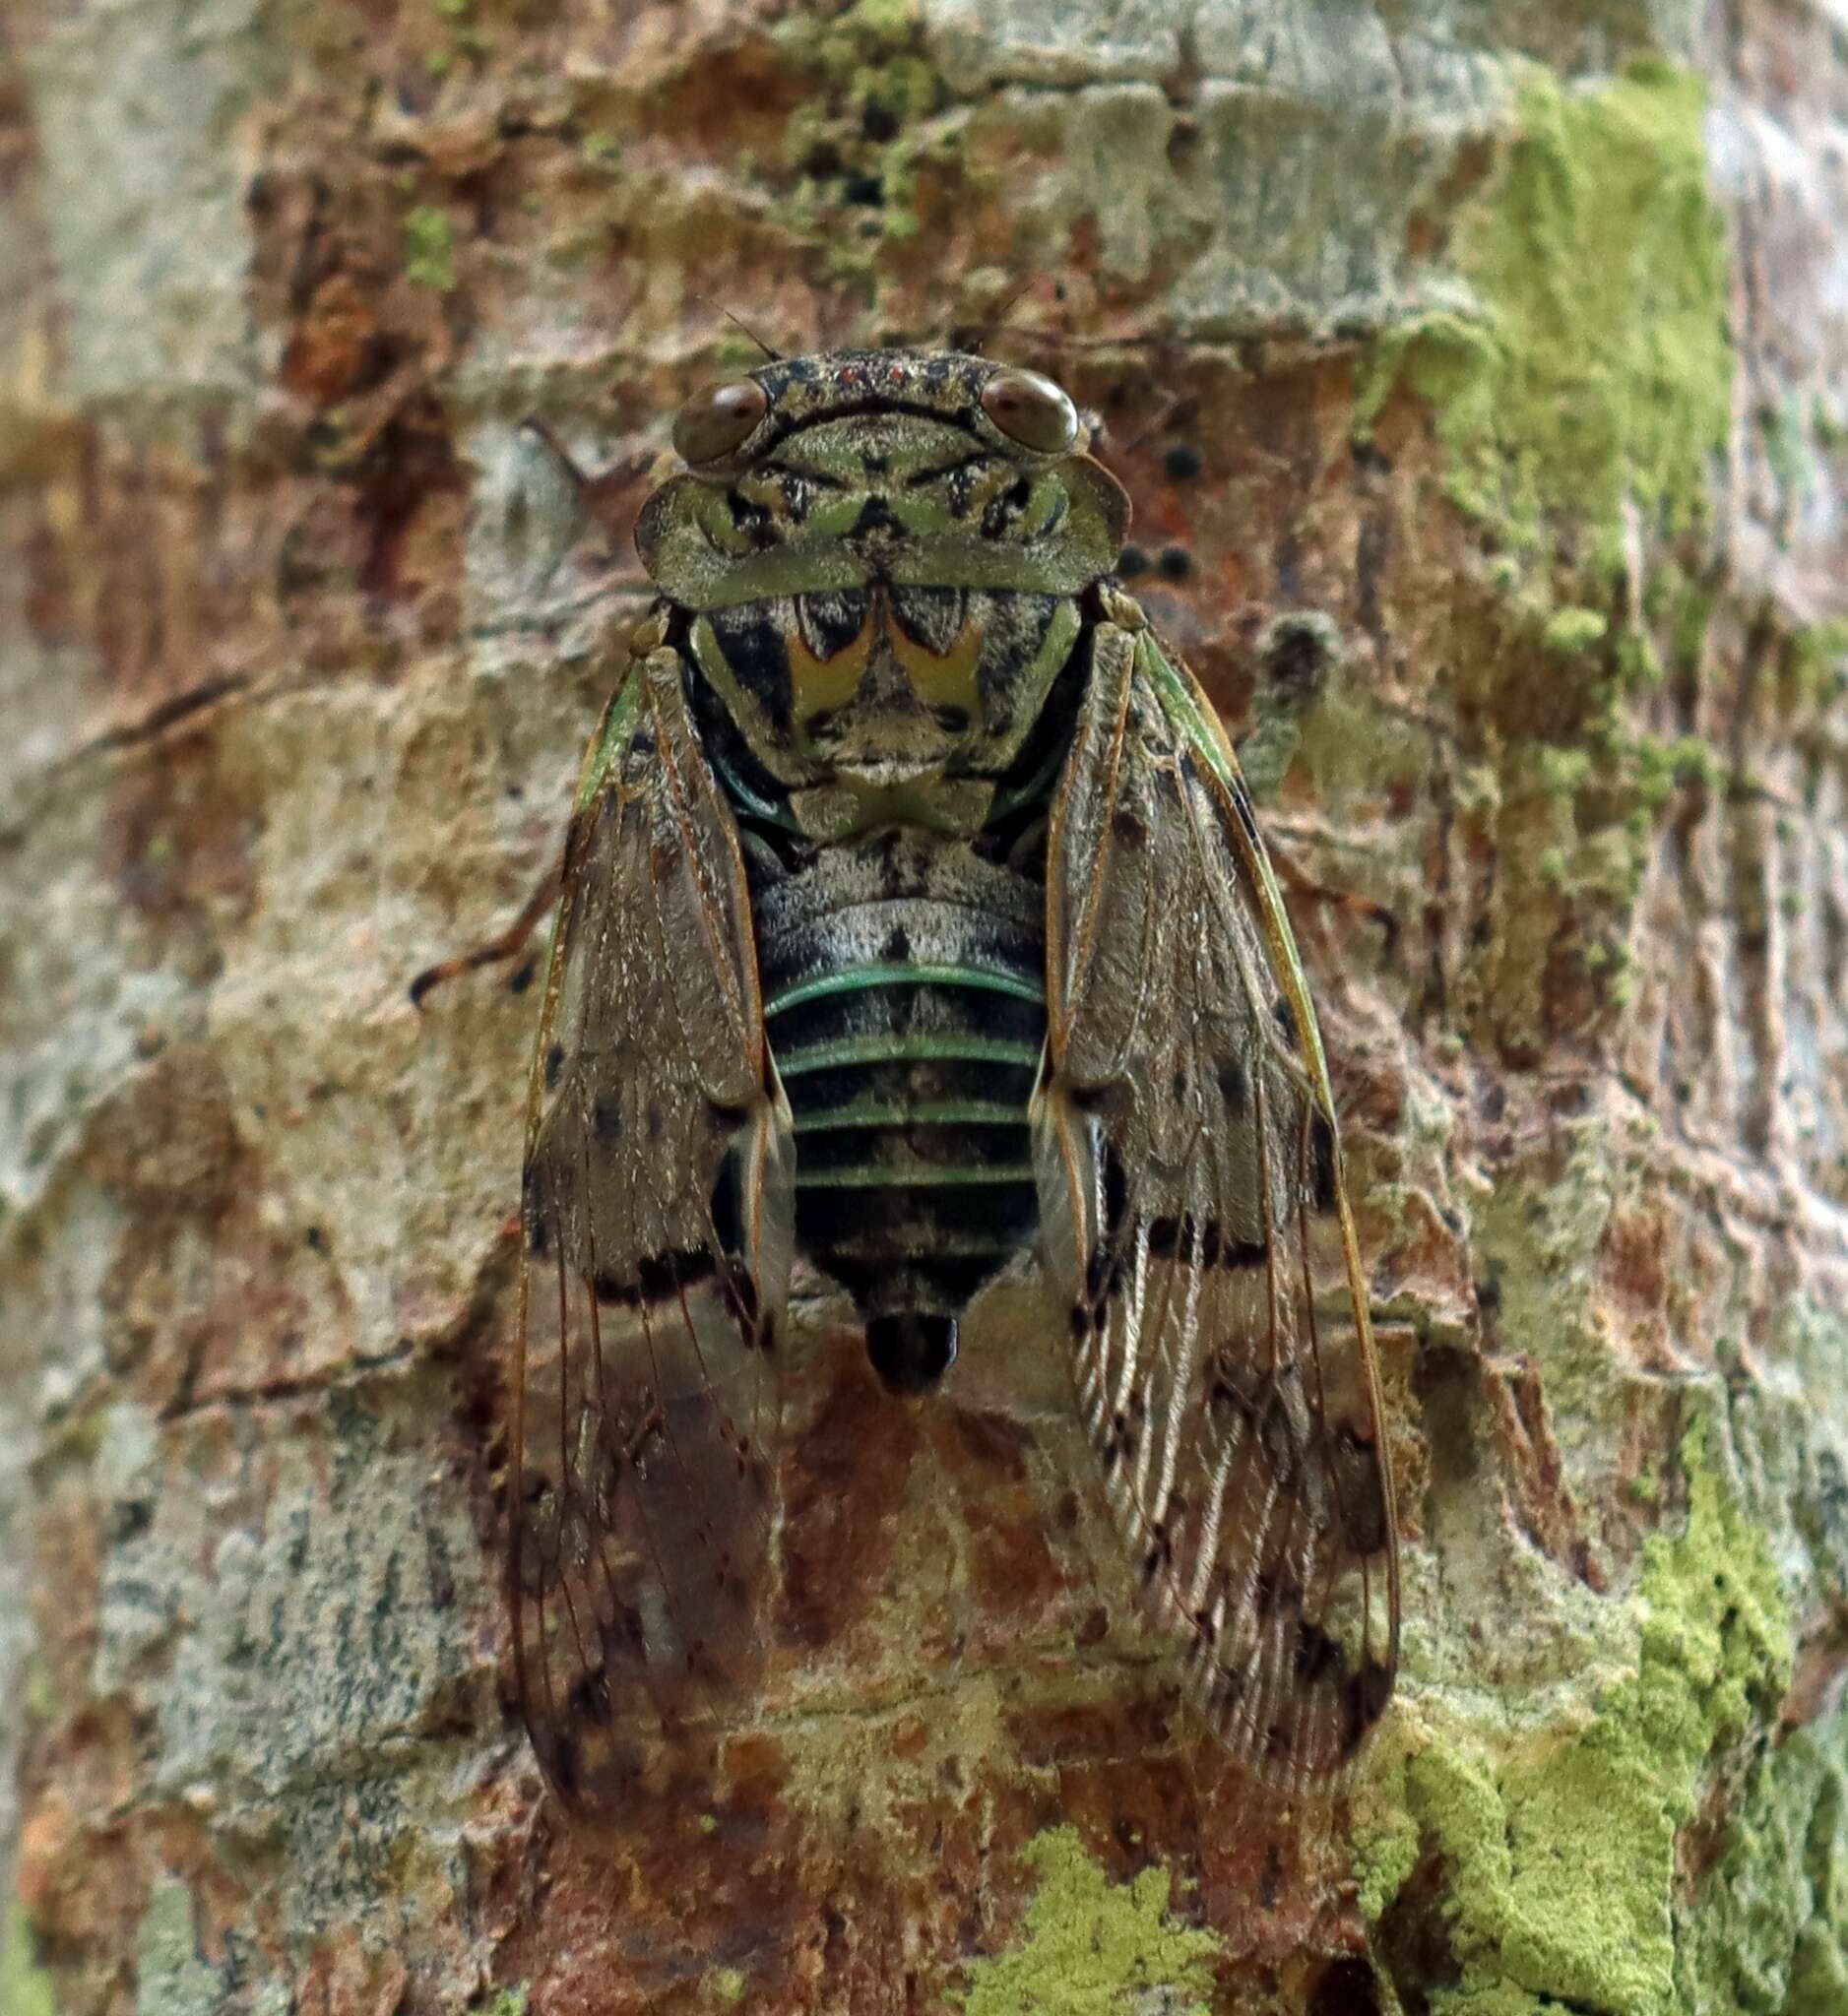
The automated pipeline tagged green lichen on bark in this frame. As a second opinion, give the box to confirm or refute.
[135,1877,221,2016]
[1,1903,57,2016]
[769,0,951,292]
[405,207,459,292]
[1359,58,1732,572]
[953,1826,1223,2016]
[1358,1415,1793,2014]
[1674,1721,1848,2013]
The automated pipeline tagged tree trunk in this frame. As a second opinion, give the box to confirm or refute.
[4,0,1845,2010]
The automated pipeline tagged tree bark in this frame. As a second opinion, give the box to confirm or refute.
[3,0,1845,2011]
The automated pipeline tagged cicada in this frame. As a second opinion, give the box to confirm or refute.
[466,347,1397,1808]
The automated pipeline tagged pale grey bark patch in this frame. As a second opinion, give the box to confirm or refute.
[24,0,287,401]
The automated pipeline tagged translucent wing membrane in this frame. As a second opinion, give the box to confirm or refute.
[1034,621,1398,1786]
[514,646,795,1814]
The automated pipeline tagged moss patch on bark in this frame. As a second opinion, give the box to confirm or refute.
[0,1904,57,2016]
[1359,58,1732,574]
[954,1825,1223,2015]
[1359,1414,1792,2014]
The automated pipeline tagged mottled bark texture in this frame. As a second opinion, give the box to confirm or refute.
[2,0,1845,2010]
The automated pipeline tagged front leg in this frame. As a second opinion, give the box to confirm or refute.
[408,852,566,1008]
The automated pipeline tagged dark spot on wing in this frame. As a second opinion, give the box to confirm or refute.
[1217,1057,1249,1113]
[1141,1527,1174,1584]
[1148,1216,1267,1269]
[592,1249,720,1306]
[1294,1620,1344,1684]
[545,1042,566,1090]
[547,1728,583,1796]
[1272,996,1299,1049]
[568,1665,612,1723]
[592,1094,622,1142]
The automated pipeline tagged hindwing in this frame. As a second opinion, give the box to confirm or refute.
[1034,616,1398,1785]
[512,642,795,1814]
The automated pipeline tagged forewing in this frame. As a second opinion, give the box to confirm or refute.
[513,643,795,1814]
[1034,618,1397,1786]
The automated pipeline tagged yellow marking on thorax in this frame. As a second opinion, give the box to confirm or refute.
[887,604,986,715]
[789,598,877,726]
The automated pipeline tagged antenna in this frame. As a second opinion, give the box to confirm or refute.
[958,276,1041,355]
[691,293,784,361]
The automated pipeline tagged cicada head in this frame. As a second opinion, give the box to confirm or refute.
[636,349,1129,610]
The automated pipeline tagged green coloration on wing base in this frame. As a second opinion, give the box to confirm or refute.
[1357,60,1732,574]
[472,1993,530,2016]
[1356,1415,1791,2015]
[572,663,647,816]
[953,1826,1223,2016]
[1,1904,58,2016]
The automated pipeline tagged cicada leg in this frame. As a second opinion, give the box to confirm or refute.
[1261,837,1400,963]
[409,853,565,1008]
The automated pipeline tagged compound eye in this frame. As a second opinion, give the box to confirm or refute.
[981,368,1079,454]
[672,379,769,465]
